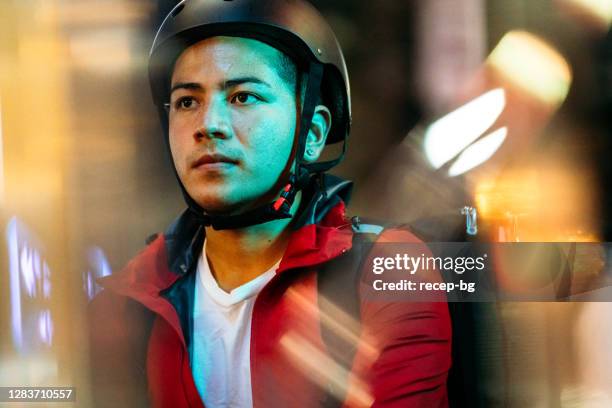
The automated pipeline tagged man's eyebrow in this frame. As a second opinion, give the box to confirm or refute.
[170,82,202,94]
[170,77,271,95]
[222,77,271,89]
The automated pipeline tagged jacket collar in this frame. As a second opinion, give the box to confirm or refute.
[97,173,354,301]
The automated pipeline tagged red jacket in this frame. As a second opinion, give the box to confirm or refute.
[88,176,452,408]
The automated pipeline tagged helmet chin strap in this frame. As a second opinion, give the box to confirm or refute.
[182,62,324,230]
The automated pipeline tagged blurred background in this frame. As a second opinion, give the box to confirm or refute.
[0,0,611,406]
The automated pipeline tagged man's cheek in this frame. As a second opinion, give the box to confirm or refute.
[168,133,182,163]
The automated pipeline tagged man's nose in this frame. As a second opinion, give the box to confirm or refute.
[195,96,231,140]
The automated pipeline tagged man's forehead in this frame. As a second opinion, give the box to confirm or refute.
[171,36,284,80]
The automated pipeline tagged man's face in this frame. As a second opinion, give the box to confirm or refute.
[169,36,298,214]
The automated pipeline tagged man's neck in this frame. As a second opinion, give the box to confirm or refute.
[203,193,301,293]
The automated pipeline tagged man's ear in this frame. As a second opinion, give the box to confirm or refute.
[303,104,332,163]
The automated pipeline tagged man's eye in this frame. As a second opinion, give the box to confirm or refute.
[230,92,259,105]
[174,97,198,110]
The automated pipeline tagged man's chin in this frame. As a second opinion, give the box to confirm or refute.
[191,186,281,216]
[193,195,251,216]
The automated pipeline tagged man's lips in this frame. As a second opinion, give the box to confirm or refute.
[191,153,239,169]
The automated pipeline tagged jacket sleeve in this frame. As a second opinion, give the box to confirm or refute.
[88,290,152,408]
[344,230,452,408]
[345,300,452,407]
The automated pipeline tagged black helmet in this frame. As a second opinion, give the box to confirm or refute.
[149,0,351,229]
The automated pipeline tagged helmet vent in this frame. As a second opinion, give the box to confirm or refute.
[171,4,185,18]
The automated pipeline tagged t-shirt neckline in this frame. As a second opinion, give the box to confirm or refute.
[197,240,279,307]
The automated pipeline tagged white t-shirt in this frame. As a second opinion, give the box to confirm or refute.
[191,243,278,408]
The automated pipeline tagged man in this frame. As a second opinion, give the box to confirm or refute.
[88,0,452,407]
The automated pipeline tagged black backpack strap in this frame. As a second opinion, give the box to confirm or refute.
[317,217,385,407]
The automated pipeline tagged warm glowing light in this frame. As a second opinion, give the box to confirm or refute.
[68,28,136,73]
[561,0,612,28]
[0,96,4,205]
[424,89,506,169]
[448,127,507,176]
[286,288,377,361]
[279,289,377,407]
[474,158,600,241]
[475,173,540,220]
[280,333,373,407]
[487,31,572,106]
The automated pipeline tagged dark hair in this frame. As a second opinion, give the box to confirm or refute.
[276,51,321,105]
